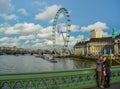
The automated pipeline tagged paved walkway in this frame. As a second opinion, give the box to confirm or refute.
[86,82,120,89]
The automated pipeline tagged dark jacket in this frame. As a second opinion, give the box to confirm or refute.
[103,60,111,76]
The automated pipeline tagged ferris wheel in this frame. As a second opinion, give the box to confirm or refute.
[52,8,71,55]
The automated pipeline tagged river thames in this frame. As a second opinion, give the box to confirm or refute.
[0,55,96,74]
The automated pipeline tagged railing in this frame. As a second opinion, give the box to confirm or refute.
[0,66,120,89]
[104,54,120,65]
[112,58,120,64]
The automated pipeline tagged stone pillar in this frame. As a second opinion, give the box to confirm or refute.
[114,40,119,56]
[87,45,91,55]
[86,45,88,56]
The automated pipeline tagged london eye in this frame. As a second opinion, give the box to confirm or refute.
[52,8,71,55]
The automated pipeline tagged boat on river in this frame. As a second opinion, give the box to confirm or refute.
[49,59,57,63]
[35,54,57,63]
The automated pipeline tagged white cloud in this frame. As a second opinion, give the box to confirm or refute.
[0,43,10,47]
[0,37,9,42]
[76,35,85,41]
[18,35,35,40]
[80,21,108,32]
[11,37,19,43]
[48,13,64,24]
[0,14,18,21]
[0,0,14,13]
[65,35,85,47]
[31,39,40,44]
[53,23,79,33]
[33,1,46,6]
[35,24,82,49]
[102,31,110,37]
[31,43,43,48]
[5,27,19,34]
[5,23,43,34]
[9,37,20,47]
[0,37,20,47]
[0,24,9,33]
[49,19,54,24]
[35,5,61,21]
[0,0,16,21]
[36,24,78,47]
[45,40,53,45]
[0,22,45,48]
[10,42,19,47]
[30,24,79,49]
[0,22,80,49]
[70,25,79,32]
[52,34,85,48]
[18,8,28,16]
[37,26,52,39]
[37,34,50,39]
[25,40,30,44]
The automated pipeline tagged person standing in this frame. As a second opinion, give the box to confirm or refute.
[96,55,104,88]
[102,57,111,88]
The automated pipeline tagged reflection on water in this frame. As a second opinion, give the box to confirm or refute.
[0,55,96,74]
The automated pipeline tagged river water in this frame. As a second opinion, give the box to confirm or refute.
[0,55,96,74]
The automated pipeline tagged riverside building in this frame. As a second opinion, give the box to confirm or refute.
[74,29,120,57]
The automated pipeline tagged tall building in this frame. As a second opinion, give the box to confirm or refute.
[90,29,102,39]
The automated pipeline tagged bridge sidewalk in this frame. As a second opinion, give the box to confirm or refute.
[86,82,120,89]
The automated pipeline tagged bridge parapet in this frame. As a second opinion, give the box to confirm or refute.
[0,66,120,89]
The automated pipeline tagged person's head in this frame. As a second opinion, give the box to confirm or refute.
[99,55,103,60]
[103,57,106,62]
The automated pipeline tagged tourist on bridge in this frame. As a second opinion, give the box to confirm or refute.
[96,55,104,88]
[102,57,111,88]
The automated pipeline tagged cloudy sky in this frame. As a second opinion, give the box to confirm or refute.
[0,0,120,49]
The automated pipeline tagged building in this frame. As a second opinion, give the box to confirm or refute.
[114,35,120,55]
[74,41,87,55]
[90,29,102,39]
[87,37,114,56]
[74,29,120,57]
[74,35,120,56]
